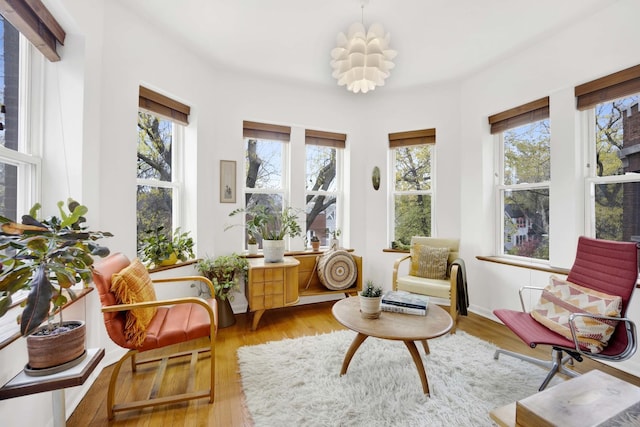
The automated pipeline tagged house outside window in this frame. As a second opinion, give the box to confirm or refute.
[0,17,41,222]
[305,129,345,247]
[136,87,190,250]
[576,66,640,241]
[389,129,435,248]
[489,97,550,260]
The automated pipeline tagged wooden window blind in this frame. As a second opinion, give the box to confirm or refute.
[0,0,65,62]
[575,64,640,110]
[243,120,291,142]
[139,86,191,126]
[488,97,549,134]
[305,129,346,148]
[388,128,436,148]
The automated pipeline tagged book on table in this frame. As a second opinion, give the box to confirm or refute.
[381,302,427,316]
[381,291,429,315]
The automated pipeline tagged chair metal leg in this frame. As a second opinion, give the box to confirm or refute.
[494,347,579,391]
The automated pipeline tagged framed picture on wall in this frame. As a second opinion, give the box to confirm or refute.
[220,160,236,203]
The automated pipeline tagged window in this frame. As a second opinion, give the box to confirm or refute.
[305,129,345,246]
[489,97,550,260]
[0,17,40,221]
[389,129,435,248]
[576,64,640,241]
[242,121,290,247]
[136,87,190,249]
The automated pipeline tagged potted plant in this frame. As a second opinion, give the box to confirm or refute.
[310,232,320,251]
[227,204,302,263]
[0,199,112,372]
[138,226,194,269]
[359,280,383,319]
[247,234,259,255]
[195,253,249,328]
[327,227,341,249]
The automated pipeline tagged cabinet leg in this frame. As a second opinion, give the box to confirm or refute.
[251,309,265,331]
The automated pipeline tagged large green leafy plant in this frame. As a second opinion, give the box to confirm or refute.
[227,205,302,241]
[0,199,112,336]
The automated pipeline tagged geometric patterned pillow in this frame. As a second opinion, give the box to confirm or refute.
[111,258,158,346]
[409,244,449,280]
[530,275,622,353]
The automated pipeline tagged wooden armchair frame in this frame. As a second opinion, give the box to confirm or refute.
[93,253,217,420]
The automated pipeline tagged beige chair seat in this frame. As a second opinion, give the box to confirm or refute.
[396,275,451,299]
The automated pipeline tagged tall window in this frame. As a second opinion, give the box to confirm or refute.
[0,17,39,220]
[136,87,190,249]
[305,129,344,246]
[389,129,435,248]
[242,121,290,246]
[576,65,640,241]
[489,97,550,260]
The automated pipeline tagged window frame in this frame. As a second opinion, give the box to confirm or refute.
[136,113,186,246]
[304,129,345,247]
[388,129,436,246]
[0,32,42,220]
[490,98,551,261]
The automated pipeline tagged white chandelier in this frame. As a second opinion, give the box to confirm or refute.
[330,5,397,94]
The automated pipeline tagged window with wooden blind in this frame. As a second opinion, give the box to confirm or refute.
[489,98,550,260]
[136,87,190,250]
[241,121,290,248]
[576,64,640,242]
[305,129,345,246]
[389,128,435,248]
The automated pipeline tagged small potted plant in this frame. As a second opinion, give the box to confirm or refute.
[138,226,195,269]
[0,199,112,372]
[195,253,249,327]
[359,280,383,319]
[327,227,341,249]
[310,232,320,251]
[247,234,259,255]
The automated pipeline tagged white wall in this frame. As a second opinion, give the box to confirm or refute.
[1,0,640,425]
[459,0,640,375]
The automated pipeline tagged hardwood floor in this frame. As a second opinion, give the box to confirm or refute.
[68,301,640,426]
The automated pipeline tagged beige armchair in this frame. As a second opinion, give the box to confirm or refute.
[393,237,468,332]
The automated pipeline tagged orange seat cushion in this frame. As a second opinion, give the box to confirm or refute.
[111,258,158,346]
[137,300,217,352]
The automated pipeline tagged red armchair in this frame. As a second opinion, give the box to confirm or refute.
[92,252,218,419]
[493,237,638,391]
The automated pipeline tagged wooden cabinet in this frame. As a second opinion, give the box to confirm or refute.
[245,252,363,330]
[246,257,300,330]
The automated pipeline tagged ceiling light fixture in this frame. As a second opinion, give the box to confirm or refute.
[330,1,397,94]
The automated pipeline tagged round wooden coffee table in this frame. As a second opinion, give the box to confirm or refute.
[332,296,453,395]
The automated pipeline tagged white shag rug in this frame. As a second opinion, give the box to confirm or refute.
[237,330,562,427]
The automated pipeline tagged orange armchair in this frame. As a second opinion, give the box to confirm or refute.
[92,252,218,420]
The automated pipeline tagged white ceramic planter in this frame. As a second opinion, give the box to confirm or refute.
[262,239,285,263]
[359,295,382,319]
[248,243,259,255]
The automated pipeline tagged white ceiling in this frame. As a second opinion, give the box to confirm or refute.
[114,0,618,91]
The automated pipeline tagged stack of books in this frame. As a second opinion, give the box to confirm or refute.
[381,290,429,316]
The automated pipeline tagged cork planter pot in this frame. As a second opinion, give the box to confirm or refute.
[25,320,86,374]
